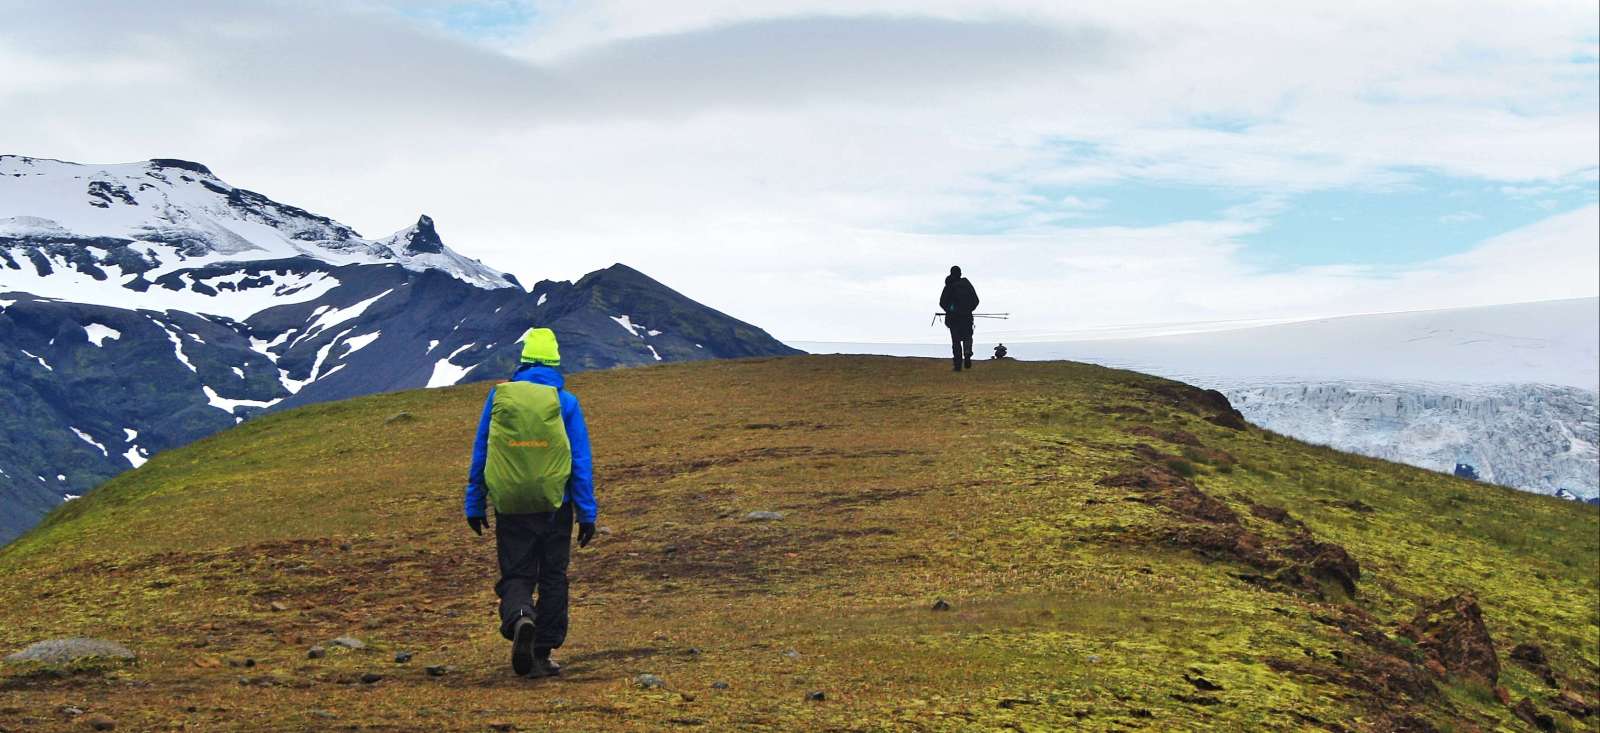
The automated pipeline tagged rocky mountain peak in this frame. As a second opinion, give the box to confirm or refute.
[400,214,445,255]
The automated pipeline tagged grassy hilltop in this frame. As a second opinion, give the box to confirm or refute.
[0,356,1595,732]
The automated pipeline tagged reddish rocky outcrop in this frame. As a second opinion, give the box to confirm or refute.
[1398,593,1499,685]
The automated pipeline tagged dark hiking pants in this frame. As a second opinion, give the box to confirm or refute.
[494,503,573,649]
[948,315,974,366]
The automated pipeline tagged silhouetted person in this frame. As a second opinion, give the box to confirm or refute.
[939,266,980,371]
[993,343,1008,359]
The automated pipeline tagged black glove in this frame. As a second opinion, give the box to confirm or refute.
[467,515,489,536]
[577,522,596,548]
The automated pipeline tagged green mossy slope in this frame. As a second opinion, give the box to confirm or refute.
[1,356,1594,732]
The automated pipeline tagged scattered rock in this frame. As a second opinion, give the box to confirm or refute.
[425,665,450,677]
[1282,537,1361,598]
[598,526,614,535]
[679,692,696,702]
[1127,425,1202,446]
[82,714,116,731]
[338,543,353,552]
[1549,690,1595,718]
[805,691,826,701]
[1509,642,1548,666]
[393,651,413,664]
[6,638,136,665]
[1087,655,1100,664]
[269,601,289,612]
[636,674,666,689]
[1513,698,1556,731]
[328,636,366,651]
[744,511,785,521]
[60,706,84,716]
[710,681,730,690]
[930,599,952,612]
[1332,499,1375,514]
[1509,642,1559,686]
[1184,672,1224,691]
[307,646,326,659]
[384,411,415,425]
[1171,693,1221,706]
[1398,593,1500,684]
[306,710,337,720]
[1248,504,1303,529]
[1100,467,1239,525]
[488,723,517,732]
[359,672,383,684]
[1204,412,1248,431]
[192,655,221,669]
[998,698,1040,709]
[781,649,801,659]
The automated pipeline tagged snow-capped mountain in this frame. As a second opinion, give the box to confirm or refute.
[0,156,515,300]
[0,156,798,544]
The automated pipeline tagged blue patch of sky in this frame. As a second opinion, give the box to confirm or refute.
[1235,171,1598,269]
[946,167,1596,270]
[391,1,537,43]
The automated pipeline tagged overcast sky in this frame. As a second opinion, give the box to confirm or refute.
[2,1,1596,343]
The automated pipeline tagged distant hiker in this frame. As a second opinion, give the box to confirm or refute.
[464,327,597,678]
[992,343,1008,360]
[939,266,980,371]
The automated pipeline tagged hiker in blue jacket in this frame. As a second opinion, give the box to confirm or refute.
[465,327,596,678]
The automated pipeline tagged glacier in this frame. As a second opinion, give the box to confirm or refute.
[1223,381,1598,499]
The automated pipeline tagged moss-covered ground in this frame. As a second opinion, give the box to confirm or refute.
[0,356,1594,731]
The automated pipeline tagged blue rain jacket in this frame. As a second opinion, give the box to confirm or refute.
[465,364,597,523]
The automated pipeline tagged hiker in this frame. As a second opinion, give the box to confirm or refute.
[992,343,1008,360]
[939,265,980,371]
[464,327,597,678]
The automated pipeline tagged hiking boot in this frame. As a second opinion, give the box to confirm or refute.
[510,616,536,677]
[952,362,962,372]
[526,652,562,678]
[963,357,973,369]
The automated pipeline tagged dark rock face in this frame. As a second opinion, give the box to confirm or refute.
[398,215,444,255]
[1399,593,1499,684]
[145,159,213,176]
[0,261,797,543]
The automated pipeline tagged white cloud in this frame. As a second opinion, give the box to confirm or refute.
[0,1,1594,341]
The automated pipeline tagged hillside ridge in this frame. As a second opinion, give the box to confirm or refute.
[0,356,1594,732]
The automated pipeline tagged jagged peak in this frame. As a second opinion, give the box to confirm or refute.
[145,159,214,176]
[403,214,444,255]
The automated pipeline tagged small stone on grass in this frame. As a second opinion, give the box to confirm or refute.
[635,673,665,689]
[329,636,365,650]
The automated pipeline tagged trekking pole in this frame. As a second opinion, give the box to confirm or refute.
[932,312,1010,324]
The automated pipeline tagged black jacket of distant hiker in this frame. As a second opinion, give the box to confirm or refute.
[940,274,980,367]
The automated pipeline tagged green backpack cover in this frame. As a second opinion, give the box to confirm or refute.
[485,381,572,514]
